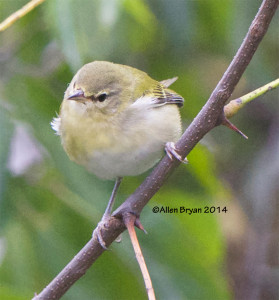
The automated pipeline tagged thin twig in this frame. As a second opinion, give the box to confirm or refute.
[0,0,46,32]
[33,1,278,299]
[124,214,156,300]
[224,78,279,118]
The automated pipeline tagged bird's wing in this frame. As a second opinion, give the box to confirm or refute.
[132,82,184,109]
[151,84,184,107]
[160,77,178,88]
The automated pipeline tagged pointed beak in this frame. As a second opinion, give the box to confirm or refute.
[67,89,86,101]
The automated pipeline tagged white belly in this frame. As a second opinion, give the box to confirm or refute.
[86,105,182,180]
[60,101,182,180]
[88,143,163,180]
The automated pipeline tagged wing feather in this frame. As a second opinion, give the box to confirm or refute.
[152,84,184,107]
[132,78,184,109]
[160,77,178,88]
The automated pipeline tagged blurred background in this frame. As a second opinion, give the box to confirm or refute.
[0,0,278,299]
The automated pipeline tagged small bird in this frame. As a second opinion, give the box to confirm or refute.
[51,61,185,245]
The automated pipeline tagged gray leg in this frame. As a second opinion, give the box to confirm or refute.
[103,177,122,219]
[94,177,123,249]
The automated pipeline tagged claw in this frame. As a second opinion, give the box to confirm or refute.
[115,234,122,243]
[92,218,110,250]
[92,177,123,250]
[165,142,188,164]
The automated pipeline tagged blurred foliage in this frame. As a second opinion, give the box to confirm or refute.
[0,0,278,299]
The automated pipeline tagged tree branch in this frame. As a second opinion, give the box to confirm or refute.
[224,78,279,118]
[114,0,278,217]
[0,0,46,32]
[33,0,278,299]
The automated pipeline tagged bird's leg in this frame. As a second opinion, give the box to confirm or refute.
[103,177,123,219]
[93,177,122,249]
[165,142,188,164]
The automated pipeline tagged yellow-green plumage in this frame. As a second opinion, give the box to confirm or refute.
[52,61,184,180]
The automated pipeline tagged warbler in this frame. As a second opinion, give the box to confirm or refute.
[51,61,185,240]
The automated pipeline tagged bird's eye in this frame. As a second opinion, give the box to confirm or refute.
[97,93,107,102]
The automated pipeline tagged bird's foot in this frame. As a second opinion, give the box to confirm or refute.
[92,216,109,250]
[165,142,188,164]
[93,212,147,249]
[92,214,119,250]
[92,215,122,249]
